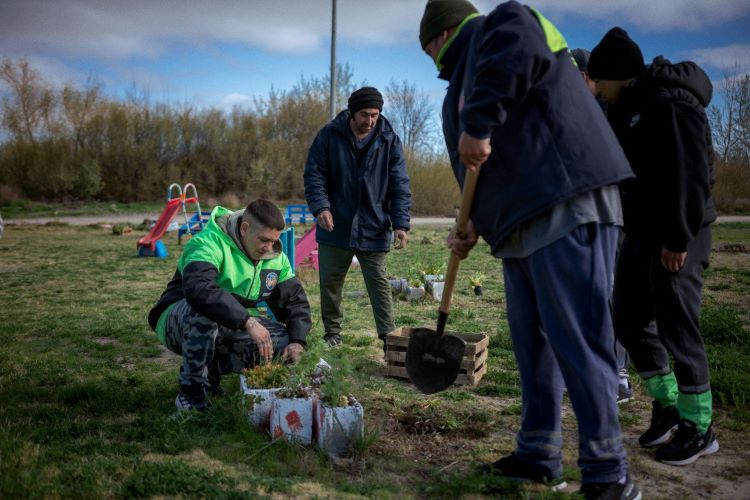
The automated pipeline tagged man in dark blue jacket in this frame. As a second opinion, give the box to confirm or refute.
[304,87,411,349]
[420,1,638,498]
[589,27,718,467]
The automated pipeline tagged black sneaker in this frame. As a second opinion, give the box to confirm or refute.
[639,400,680,447]
[655,419,719,466]
[324,333,342,347]
[481,453,567,491]
[578,475,641,500]
[175,384,211,411]
[617,381,633,405]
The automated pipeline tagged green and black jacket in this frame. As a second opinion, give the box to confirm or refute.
[147,206,311,345]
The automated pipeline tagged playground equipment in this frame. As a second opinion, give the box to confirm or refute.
[137,183,208,258]
[294,225,319,271]
[284,204,315,225]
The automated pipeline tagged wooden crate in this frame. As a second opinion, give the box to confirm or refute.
[385,327,489,386]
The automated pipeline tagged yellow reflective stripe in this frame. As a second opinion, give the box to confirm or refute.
[435,12,482,71]
[529,7,568,53]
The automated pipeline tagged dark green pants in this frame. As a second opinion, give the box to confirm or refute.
[318,244,394,338]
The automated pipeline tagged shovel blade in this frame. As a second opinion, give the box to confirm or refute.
[405,328,466,394]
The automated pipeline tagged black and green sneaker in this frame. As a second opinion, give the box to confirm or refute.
[655,419,719,466]
[639,400,680,447]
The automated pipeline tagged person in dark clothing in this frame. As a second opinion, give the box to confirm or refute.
[420,2,639,498]
[589,27,719,466]
[572,47,634,405]
[148,200,311,411]
[304,87,411,350]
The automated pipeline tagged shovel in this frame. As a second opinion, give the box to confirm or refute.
[406,166,481,394]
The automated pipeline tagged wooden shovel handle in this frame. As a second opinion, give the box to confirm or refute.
[439,167,481,315]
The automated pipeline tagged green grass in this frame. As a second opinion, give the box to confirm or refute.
[0,200,166,218]
[1,221,749,497]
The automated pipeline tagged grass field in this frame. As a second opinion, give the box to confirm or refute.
[1,221,749,498]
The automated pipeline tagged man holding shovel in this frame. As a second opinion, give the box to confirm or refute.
[420,1,638,498]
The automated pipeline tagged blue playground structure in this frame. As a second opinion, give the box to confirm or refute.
[284,204,315,225]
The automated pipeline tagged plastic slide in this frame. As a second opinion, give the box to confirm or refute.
[294,225,319,271]
[137,198,183,252]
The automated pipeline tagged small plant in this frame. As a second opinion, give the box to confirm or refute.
[421,262,446,277]
[469,274,484,296]
[276,384,311,399]
[242,362,289,389]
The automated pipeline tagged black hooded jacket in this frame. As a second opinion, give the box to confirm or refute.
[608,56,716,251]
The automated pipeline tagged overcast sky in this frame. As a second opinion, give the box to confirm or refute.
[1,0,749,112]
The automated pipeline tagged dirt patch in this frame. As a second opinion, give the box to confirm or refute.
[149,345,180,366]
[363,386,750,498]
[93,337,117,345]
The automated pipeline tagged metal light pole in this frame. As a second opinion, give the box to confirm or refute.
[329,0,337,121]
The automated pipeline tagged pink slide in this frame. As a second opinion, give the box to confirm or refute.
[294,225,319,271]
[137,198,182,252]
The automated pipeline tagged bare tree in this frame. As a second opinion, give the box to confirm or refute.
[709,65,750,168]
[0,58,54,145]
[384,79,437,156]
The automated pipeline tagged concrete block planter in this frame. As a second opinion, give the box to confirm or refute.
[270,395,314,445]
[314,397,364,458]
[388,278,408,295]
[239,375,281,430]
[426,280,445,301]
[401,285,425,301]
[421,273,444,285]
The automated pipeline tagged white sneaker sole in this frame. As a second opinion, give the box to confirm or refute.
[659,439,720,466]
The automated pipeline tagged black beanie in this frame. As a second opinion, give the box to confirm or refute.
[419,0,478,49]
[588,27,645,80]
[348,87,384,114]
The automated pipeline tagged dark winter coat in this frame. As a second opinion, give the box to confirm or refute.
[303,111,411,252]
[439,1,633,253]
[607,56,716,251]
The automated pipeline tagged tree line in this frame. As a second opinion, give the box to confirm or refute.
[1,57,747,213]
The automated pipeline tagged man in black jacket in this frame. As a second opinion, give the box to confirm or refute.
[572,47,634,406]
[589,27,719,466]
[420,2,638,498]
[304,87,411,350]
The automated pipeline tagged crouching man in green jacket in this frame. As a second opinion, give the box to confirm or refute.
[148,199,312,411]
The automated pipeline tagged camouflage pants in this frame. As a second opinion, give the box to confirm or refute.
[164,299,290,387]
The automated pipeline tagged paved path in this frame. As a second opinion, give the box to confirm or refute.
[4,214,750,226]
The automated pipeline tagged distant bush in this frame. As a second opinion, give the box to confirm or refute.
[713,161,750,214]
[407,154,460,216]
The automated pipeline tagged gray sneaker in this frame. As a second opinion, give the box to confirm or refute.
[617,381,634,405]
[579,474,641,500]
[324,333,342,347]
